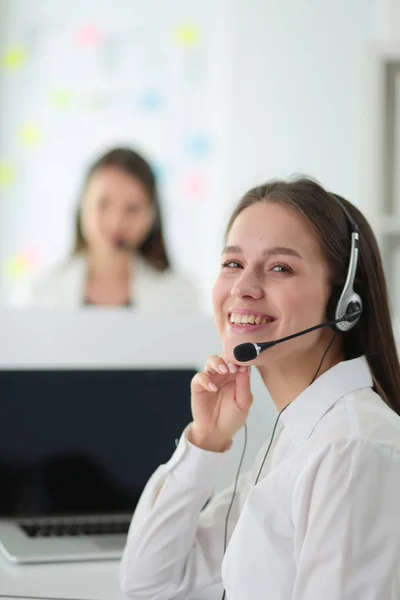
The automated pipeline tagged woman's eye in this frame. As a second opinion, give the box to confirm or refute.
[98,197,110,210]
[271,264,292,273]
[126,205,142,215]
[222,260,241,269]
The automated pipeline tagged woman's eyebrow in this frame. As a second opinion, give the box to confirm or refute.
[222,245,303,259]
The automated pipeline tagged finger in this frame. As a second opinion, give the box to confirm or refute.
[235,369,253,413]
[204,355,229,375]
[191,371,218,393]
[221,352,243,371]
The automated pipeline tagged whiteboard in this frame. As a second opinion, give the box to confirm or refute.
[0,0,232,307]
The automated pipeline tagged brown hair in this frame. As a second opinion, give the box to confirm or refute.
[72,147,170,271]
[226,176,400,415]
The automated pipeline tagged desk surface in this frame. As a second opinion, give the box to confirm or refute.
[0,597,104,600]
[0,558,222,600]
[0,560,124,599]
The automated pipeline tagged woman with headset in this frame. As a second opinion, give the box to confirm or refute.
[11,147,197,310]
[120,177,400,599]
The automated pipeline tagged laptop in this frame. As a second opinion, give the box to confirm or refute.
[0,367,195,564]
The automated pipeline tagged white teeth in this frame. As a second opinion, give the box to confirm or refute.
[229,313,272,325]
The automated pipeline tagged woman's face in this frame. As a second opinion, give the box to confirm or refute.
[80,166,155,255]
[212,201,333,366]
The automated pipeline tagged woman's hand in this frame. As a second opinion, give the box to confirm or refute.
[189,356,253,452]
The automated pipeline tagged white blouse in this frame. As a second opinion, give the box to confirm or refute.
[120,357,400,600]
[10,255,198,311]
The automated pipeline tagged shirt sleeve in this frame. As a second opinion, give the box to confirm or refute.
[291,437,400,600]
[120,425,250,600]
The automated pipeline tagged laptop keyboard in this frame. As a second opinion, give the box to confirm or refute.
[19,516,132,538]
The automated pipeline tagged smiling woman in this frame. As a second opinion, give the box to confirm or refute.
[10,147,197,310]
[120,176,400,600]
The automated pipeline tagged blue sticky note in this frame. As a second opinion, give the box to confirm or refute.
[139,91,163,111]
[186,135,211,158]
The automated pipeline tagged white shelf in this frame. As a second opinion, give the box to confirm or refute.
[374,216,400,235]
[367,44,400,311]
[368,42,400,61]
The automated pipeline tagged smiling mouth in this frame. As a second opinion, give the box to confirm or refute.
[228,312,276,326]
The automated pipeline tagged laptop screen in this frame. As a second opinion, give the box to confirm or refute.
[0,368,196,518]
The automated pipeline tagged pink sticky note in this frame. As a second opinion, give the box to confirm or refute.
[75,26,102,47]
[182,174,208,199]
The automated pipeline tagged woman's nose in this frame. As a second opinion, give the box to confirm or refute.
[107,209,125,230]
[231,271,264,300]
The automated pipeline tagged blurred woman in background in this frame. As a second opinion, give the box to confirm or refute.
[11,147,197,310]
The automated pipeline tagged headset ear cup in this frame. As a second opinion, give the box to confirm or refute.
[327,288,343,332]
[343,294,363,330]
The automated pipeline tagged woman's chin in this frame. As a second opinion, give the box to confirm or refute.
[223,341,247,365]
[220,341,234,364]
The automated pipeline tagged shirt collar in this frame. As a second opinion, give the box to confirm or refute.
[280,356,373,446]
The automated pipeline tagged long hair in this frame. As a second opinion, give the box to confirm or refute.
[72,147,170,271]
[226,176,400,415]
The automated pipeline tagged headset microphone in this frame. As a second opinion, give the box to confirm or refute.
[233,306,362,362]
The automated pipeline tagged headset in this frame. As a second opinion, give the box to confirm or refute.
[325,193,363,332]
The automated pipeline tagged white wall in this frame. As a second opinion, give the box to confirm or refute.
[227,0,377,208]
[377,0,400,40]
[196,0,384,307]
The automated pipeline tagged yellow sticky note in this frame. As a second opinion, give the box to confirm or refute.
[0,162,16,187]
[2,47,27,70]
[4,256,29,280]
[20,124,41,147]
[51,89,71,108]
[174,25,199,47]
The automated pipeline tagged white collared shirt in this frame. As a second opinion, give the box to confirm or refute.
[120,357,400,600]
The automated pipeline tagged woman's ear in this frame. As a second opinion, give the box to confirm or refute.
[326,286,342,321]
